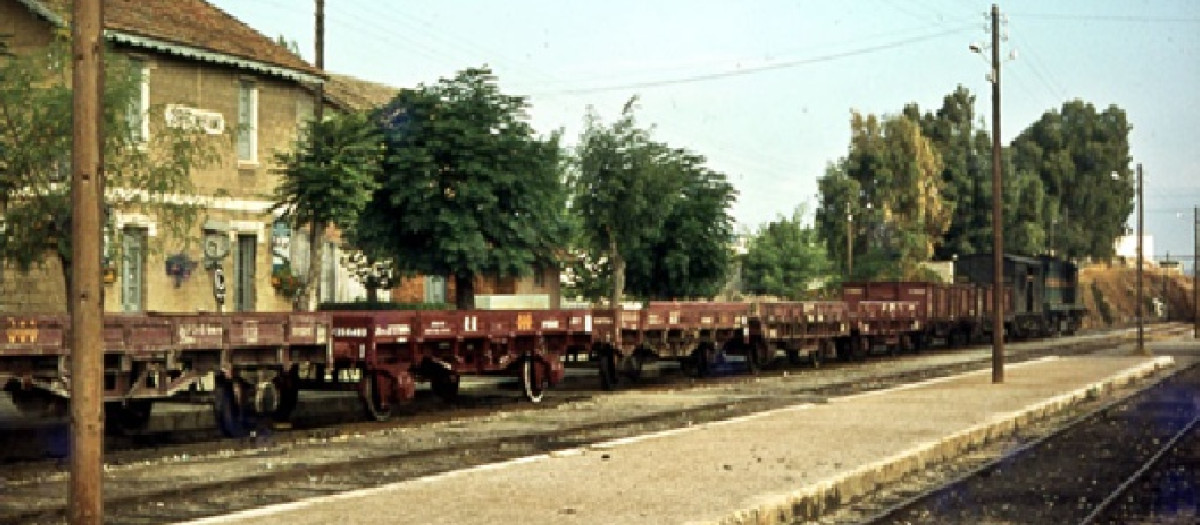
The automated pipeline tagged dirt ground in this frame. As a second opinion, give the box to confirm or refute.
[1080,262,1196,330]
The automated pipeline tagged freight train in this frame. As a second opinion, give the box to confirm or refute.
[0,254,1085,437]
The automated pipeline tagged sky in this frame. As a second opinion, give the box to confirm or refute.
[210,0,1200,266]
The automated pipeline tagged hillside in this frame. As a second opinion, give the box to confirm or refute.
[1079,263,1196,330]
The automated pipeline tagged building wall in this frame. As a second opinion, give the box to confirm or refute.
[0,5,313,314]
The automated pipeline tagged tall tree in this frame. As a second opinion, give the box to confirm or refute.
[1011,100,1133,259]
[358,67,566,309]
[815,111,950,280]
[742,207,830,299]
[0,36,218,298]
[570,98,681,307]
[907,86,992,259]
[625,149,738,299]
[271,110,382,310]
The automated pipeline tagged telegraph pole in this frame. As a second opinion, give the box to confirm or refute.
[1136,163,1146,355]
[988,3,1005,383]
[70,0,106,522]
[1194,206,1198,338]
[315,0,325,121]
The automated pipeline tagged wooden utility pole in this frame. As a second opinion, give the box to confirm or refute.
[989,3,1004,383]
[303,0,327,312]
[1194,206,1197,339]
[1136,163,1147,355]
[70,0,106,522]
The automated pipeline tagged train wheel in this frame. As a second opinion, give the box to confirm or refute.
[598,346,619,390]
[271,366,300,424]
[521,357,549,403]
[212,376,247,438]
[623,351,646,382]
[431,372,460,402]
[748,339,773,373]
[692,343,714,378]
[107,399,154,434]
[785,350,803,366]
[361,370,396,422]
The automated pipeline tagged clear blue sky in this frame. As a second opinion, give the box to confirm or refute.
[211,0,1200,264]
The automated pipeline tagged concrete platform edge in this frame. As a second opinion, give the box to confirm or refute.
[704,356,1176,525]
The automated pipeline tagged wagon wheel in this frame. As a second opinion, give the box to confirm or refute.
[691,343,715,378]
[7,386,66,418]
[431,372,460,402]
[360,370,396,422]
[271,365,301,424]
[785,349,803,366]
[107,399,154,434]
[597,346,619,390]
[521,357,550,403]
[212,375,247,438]
[747,339,773,373]
[623,350,646,382]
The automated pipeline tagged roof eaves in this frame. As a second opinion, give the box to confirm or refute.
[15,0,64,26]
[107,30,325,85]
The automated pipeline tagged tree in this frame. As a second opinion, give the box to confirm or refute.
[1011,100,1133,259]
[742,207,830,299]
[0,36,218,298]
[357,67,566,309]
[272,110,382,310]
[907,86,992,259]
[624,149,737,299]
[815,111,950,280]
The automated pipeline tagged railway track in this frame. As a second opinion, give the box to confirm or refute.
[0,327,1183,524]
[847,357,1200,525]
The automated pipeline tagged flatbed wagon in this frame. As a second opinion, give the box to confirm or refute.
[1,311,331,436]
[328,308,591,419]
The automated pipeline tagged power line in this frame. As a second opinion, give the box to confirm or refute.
[530,24,977,96]
[1009,13,1200,24]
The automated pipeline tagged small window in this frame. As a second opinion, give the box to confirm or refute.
[127,58,149,143]
[237,80,258,164]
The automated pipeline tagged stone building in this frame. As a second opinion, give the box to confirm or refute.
[0,0,322,313]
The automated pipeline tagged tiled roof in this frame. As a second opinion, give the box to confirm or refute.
[24,0,321,80]
[324,74,400,111]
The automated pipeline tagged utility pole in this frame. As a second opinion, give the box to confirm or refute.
[305,0,326,312]
[315,0,325,121]
[70,0,105,522]
[1136,163,1146,355]
[1194,206,1198,339]
[988,3,1004,383]
[846,210,853,278]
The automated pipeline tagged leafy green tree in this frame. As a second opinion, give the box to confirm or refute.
[1011,100,1133,259]
[815,111,950,280]
[742,207,830,299]
[624,149,737,299]
[357,67,566,309]
[0,36,218,297]
[569,98,680,306]
[272,110,382,310]
[907,86,992,259]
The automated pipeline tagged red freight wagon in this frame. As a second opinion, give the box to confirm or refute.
[1,312,332,437]
[843,282,987,349]
[750,301,848,366]
[329,309,588,420]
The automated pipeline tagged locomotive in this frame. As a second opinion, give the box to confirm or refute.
[0,254,1085,437]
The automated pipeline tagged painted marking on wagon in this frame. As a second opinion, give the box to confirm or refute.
[177,323,223,345]
[377,323,411,337]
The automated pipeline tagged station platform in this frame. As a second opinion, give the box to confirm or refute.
[177,351,1182,525]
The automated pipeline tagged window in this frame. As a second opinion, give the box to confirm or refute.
[127,58,149,143]
[237,80,257,164]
